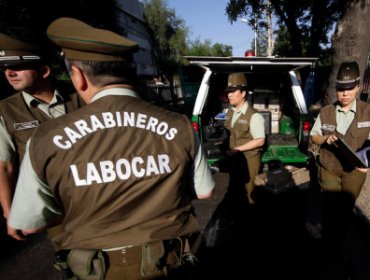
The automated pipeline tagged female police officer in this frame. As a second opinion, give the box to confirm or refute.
[224,72,265,205]
[310,61,370,279]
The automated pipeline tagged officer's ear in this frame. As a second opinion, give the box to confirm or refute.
[40,65,51,79]
[70,65,88,92]
[70,65,95,103]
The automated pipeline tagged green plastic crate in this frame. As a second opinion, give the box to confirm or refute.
[262,145,308,164]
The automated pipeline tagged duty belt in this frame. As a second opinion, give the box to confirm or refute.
[54,234,201,279]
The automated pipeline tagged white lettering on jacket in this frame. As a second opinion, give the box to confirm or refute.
[70,154,171,187]
[53,112,178,150]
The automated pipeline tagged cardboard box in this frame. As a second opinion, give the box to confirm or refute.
[271,120,279,133]
[253,103,266,110]
[271,111,280,121]
[255,165,310,194]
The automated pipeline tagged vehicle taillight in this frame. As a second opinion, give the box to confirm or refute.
[302,120,310,136]
[192,121,199,133]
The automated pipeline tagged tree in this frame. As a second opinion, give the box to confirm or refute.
[325,0,370,104]
[212,43,233,57]
[225,0,370,105]
[143,0,189,103]
[226,0,347,58]
[144,0,189,65]
[187,38,233,56]
[144,0,233,104]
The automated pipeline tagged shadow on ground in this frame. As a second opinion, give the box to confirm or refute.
[194,182,327,280]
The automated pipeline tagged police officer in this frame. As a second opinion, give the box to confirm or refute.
[224,72,265,204]
[310,61,370,278]
[0,33,83,221]
[8,17,215,279]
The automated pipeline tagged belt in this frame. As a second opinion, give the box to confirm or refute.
[104,240,171,278]
[105,244,143,266]
[105,237,189,266]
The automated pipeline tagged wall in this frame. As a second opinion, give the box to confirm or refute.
[115,0,157,76]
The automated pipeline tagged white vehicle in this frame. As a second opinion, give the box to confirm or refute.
[184,56,318,171]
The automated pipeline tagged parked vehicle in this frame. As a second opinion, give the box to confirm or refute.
[184,56,318,172]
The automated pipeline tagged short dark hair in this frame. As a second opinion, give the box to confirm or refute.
[64,59,137,87]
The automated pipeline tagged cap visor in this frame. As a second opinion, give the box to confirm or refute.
[0,60,42,68]
[224,86,248,93]
[336,81,359,90]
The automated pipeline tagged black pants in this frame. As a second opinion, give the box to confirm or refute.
[345,215,370,280]
[321,192,370,280]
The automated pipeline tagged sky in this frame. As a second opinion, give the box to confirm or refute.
[166,0,255,56]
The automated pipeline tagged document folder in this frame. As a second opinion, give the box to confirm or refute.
[334,138,369,168]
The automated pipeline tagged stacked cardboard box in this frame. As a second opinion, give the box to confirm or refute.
[253,94,281,134]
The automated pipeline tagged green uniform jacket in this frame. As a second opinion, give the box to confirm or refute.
[319,100,370,172]
[30,94,199,250]
[224,105,261,158]
[0,91,83,162]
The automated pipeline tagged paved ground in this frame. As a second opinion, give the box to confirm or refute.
[0,170,369,280]
[0,172,227,280]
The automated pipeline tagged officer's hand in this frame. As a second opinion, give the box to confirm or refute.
[7,224,26,241]
[356,167,368,173]
[326,134,338,145]
[226,149,239,156]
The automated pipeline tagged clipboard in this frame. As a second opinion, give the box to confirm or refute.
[334,138,368,168]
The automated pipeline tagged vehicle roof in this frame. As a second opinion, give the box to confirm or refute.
[184,56,318,73]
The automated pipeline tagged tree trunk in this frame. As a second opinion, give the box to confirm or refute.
[325,0,370,105]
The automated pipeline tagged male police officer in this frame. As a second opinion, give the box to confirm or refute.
[8,18,215,279]
[0,33,83,221]
[310,61,370,278]
[224,72,265,205]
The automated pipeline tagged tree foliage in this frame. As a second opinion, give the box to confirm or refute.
[187,38,233,56]
[226,0,349,58]
[144,0,233,68]
[225,0,370,105]
[144,0,189,67]
[212,43,233,57]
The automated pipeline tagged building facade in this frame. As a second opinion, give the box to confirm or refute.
[116,0,156,76]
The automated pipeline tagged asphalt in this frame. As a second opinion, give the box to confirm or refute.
[0,172,227,280]
[0,171,369,280]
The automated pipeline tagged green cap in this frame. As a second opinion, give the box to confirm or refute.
[225,72,247,92]
[0,33,43,67]
[47,17,139,61]
[336,61,360,90]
